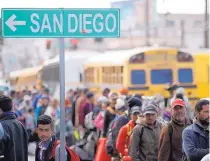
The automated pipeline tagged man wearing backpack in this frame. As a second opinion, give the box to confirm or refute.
[0,94,28,161]
[129,104,163,161]
[116,106,140,158]
[75,88,89,127]
[82,92,95,124]
[35,114,80,161]
[106,98,129,161]
[158,99,192,161]
[102,92,118,137]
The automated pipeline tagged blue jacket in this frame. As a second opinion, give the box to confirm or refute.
[0,112,28,161]
[32,93,42,109]
[182,119,209,161]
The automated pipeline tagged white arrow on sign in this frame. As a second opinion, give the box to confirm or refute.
[5,14,26,32]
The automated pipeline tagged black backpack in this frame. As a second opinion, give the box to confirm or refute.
[105,117,118,156]
[106,114,130,156]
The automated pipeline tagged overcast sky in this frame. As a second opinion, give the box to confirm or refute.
[0,0,206,16]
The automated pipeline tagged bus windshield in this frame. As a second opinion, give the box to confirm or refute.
[42,64,59,94]
[151,69,173,84]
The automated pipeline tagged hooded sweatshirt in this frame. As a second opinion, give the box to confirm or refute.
[129,118,163,161]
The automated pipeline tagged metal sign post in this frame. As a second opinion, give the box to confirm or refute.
[1,8,120,161]
[59,37,65,161]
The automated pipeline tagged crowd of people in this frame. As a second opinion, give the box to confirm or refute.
[0,85,208,161]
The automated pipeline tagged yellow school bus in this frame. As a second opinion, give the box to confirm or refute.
[84,47,209,106]
[192,52,209,99]
[9,66,43,91]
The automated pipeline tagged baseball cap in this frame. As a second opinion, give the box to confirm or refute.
[115,98,126,111]
[120,87,128,95]
[108,92,118,100]
[131,106,140,114]
[97,96,109,105]
[171,99,186,109]
[86,92,94,99]
[83,88,89,94]
[103,88,110,94]
[132,94,142,100]
[41,94,48,99]
[126,96,142,109]
[143,104,157,115]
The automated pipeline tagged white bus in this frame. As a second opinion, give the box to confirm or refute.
[41,50,100,97]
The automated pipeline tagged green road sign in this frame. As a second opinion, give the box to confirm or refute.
[1,8,120,38]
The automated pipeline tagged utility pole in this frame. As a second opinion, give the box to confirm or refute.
[180,20,185,48]
[163,12,170,46]
[163,15,167,46]
[162,0,170,46]
[204,0,209,48]
[129,27,134,48]
[145,0,150,46]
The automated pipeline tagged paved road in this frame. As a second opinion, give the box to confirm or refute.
[28,155,35,161]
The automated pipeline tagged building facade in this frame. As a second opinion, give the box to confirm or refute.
[103,0,206,49]
[78,0,206,50]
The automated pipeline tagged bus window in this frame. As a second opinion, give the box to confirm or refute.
[42,64,59,83]
[121,66,123,73]
[178,68,193,83]
[131,70,146,84]
[129,53,145,63]
[177,51,193,62]
[151,69,173,84]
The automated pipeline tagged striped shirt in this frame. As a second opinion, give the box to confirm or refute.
[38,140,67,161]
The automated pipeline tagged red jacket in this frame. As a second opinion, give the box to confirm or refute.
[116,120,136,157]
